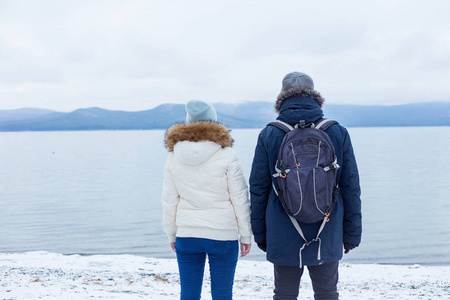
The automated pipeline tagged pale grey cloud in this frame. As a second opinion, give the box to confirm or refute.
[0,0,449,111]
[237,21,367,59]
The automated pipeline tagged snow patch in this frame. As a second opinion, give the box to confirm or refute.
[1,252,449,299]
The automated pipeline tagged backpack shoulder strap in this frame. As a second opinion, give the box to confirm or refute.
[314,118,338,131]
[268,120,294,133]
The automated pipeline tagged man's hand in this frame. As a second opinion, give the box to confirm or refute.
[240,243,251,257]
[170,242,175,252]
[344,242,359,254]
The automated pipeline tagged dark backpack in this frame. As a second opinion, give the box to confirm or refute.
[269,118,340,266]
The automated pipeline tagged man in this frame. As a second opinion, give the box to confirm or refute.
[250,72,362,300]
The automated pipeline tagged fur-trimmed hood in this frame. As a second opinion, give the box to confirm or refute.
[275,86,325,114]
[165,121,233,151]
[165,121,233,166]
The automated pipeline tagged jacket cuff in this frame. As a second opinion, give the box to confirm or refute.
[343,234,361,245]
[239,236,252,244]
[254,234,266,244]
[167,234,176,243]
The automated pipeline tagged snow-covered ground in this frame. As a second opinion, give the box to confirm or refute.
[1,252,449,299]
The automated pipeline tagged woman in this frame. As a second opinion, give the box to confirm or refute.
[161,100,252,300]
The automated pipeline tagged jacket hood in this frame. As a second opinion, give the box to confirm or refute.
[165,121,233,165]
[277,96,324,125]
[275,86,325,113]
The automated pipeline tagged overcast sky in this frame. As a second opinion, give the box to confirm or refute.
[0,0,449,111]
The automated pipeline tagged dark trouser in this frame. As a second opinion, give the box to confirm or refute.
[274,261,339,300]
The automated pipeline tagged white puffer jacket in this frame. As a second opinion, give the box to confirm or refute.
[161,122,252,244]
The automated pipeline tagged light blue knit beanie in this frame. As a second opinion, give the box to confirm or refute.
[185,100,217,124]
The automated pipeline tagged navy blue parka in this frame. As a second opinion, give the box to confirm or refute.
[250,96,362,266]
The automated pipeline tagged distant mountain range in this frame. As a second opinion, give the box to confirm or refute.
[0,102,449,131]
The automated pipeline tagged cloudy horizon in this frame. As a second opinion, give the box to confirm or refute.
[1,0,449,112]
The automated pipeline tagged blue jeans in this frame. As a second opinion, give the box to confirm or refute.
[175,237,239,300]
[274,262,339,300]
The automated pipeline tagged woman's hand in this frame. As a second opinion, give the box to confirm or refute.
[170,242,175,252]
[240,243,251,257]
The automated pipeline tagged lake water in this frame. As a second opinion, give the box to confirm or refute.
[1,127,450,265]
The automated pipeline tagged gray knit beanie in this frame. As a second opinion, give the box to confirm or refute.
[281,72,314,91]
[185,100,217,124]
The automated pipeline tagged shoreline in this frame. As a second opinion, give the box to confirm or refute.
[2,250,449,267]
[1,251,449,299]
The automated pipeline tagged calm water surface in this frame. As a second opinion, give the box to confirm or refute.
[1,127,449,264]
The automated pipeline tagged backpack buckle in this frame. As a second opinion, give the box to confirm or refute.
[273,169,290,178]
[298,120,315,128]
